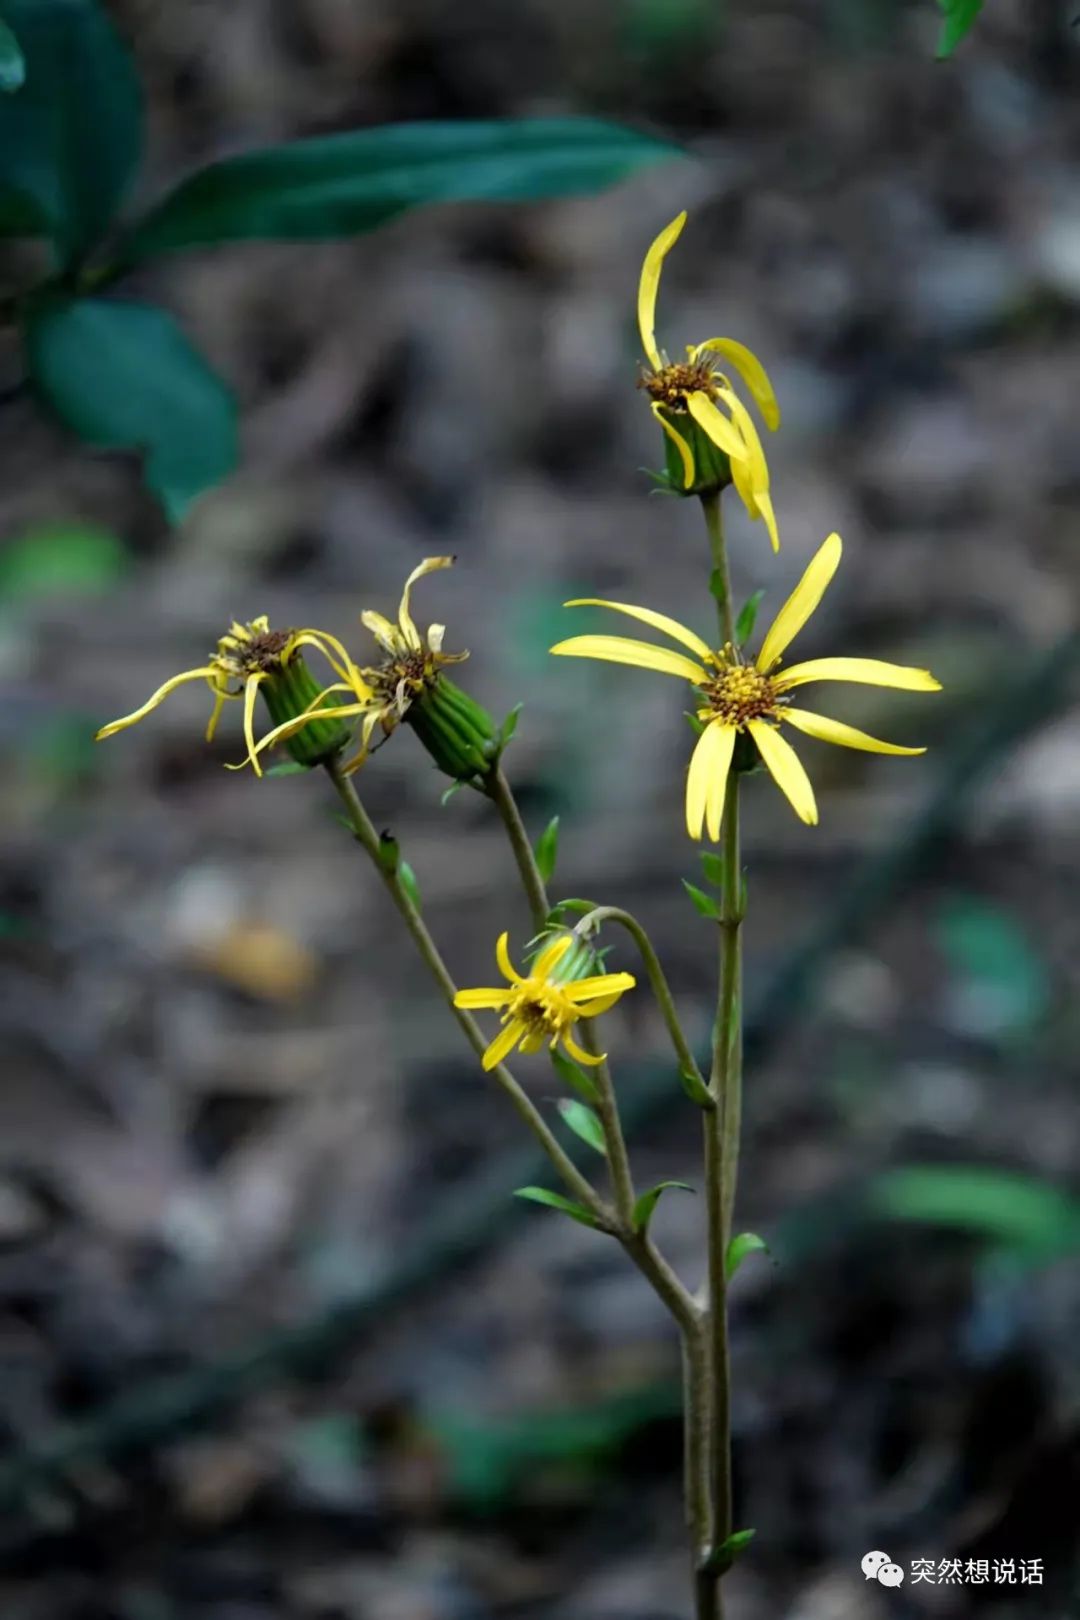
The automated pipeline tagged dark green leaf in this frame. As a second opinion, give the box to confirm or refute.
[121,118,682,262]
[678,1066,715,1110]
[0,18,24,92]
[726,1231,768,1280]
[557,1099,607,1157]
[0,0,142,258]
[705,1528,756,1574]
[440,779,465,806]
[550,1046,600,1104]
[936,0,983,57]
[398,859,422,912]
[633,1180,694,1234]
[514,1186,601,1229]
[534,815,559,885]
[872,1166,1080,1261]
[0,522,126,600]
[699,850,725,886]
[24,297,237,520]
[734,589,764,646]
[682,880,720,919]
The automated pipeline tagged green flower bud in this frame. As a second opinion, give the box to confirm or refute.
[406,673,499,785]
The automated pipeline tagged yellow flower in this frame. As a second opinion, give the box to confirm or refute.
[637,210,782,549]
[454,932,636,1071]
[551,532,941,835]
[95,617,368,777]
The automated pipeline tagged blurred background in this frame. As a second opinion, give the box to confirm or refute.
[2,0,1080,1615]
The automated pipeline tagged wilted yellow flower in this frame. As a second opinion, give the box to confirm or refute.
[455,932,636,1071]
[551,533,940,834]
[638,210,781,549]
[95,617,365,776]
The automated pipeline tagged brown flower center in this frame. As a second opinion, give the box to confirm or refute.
[639,358,720,412]
[702,657,779,728]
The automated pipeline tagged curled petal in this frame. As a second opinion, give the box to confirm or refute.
[562,1031,606,1066]
[747,719,818,825]
[638,210,686,370]
[532,933,574,980]
[563,598,712,662]
[651,402,695,489]
[94,665,219,742]
[398,556,455,652]
[775,657,942,693]
[361,608,403,655]
[551,634,706,683]
[495,930,523,984]
[694,337,780,430]
[757,532,842,673]
[781,707,926,756]
[564,971,637,1005]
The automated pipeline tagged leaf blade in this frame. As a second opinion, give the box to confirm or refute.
[557,1099,608,1157]
[534,816,560,885]
[632,1180,694,1234]
[514,1186,601,1229]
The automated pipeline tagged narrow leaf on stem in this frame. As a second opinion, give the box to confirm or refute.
[557,1099,608,1157]
[725,1231,769,1280]
[632,1180,694,1234]
[534,815,560,884]
[514,1186,601,1229]
[682,880,720,920]
[550,1047,601,1104]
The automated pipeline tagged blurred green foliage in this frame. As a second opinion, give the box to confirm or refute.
[936,0,984,58]
[0,15,24,91]
[873,1165,1080,1267]
[935,893,1049,1041]
[0,521,127,600]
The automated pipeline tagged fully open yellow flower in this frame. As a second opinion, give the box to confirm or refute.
[638,210,782,549]
[551,533,941,835]
[454,932,636,1071]
[95,617,368,776]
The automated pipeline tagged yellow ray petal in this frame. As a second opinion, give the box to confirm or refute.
[94,665,218,741]
[686,718,736,841]
[361,609,402,654]
[756,532,842,673]
[204,686,228,743]
[483,1018,526,1071]
[290,630,371,693]
[638,210,687,370]
[564,972,637,1004]
[747,719,818,825]
[755,490,780,554]
[533,933,574,980]
[576,991,625,1018]
[649,402,695,489]
[781,707,926,756]
[686,391,749,463]
[715,385,769,489]
[453,987,514,1010]
[398,556,454,651]
[563,1031,606,1066]
[694,338,780,430]
[563,598,712,662]
[550,634,706,683]
[242,673,266,776]
[495,931,522,984]
[775,657,942,693]
[519,1031,547,1054]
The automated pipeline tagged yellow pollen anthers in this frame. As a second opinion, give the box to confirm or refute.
[454,932,636,1072]
[95,615,368,777]
[636,210,782,548]
[551,531,941,837]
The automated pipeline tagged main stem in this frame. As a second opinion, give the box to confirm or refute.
[699,490,746,1619]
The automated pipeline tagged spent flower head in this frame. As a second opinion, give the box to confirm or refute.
[94,617,363,776]
[454,931,636,1071]
[638,210,781,549]
[551,532,941,836]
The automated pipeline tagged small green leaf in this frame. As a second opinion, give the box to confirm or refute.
[557,1099,607,1157]
[440,779,465,806]
[936,0,983,57]
[265,760,310,777]
[679,1067,715,1110]
[550,1046,601,1104]
[726,1231,769,1281]
[633,1180,694,1234]
[398,859,422,912]
[514,1186,601,1229]
[550,897,599,918]
[0,18,24,92]
[684,709,705,738]
[0,523,126,601]
[699,850,725,887]
[682,880,720,919]
[534,815,560,885]
[708,566,728,612]
[121,119,682,262]
[23,298,237,520]
[705,1528,756,1574]
[735,589,764,646]
[498,702,523,748]
[0,0,143,258]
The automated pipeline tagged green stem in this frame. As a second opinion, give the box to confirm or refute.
[325,762,611,1228]
[701,490,736,646]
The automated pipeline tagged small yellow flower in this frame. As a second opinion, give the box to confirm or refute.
[455,932,636,1071]
[638,210,781,549]
[95,617,368,777]
[551,532,941,835]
